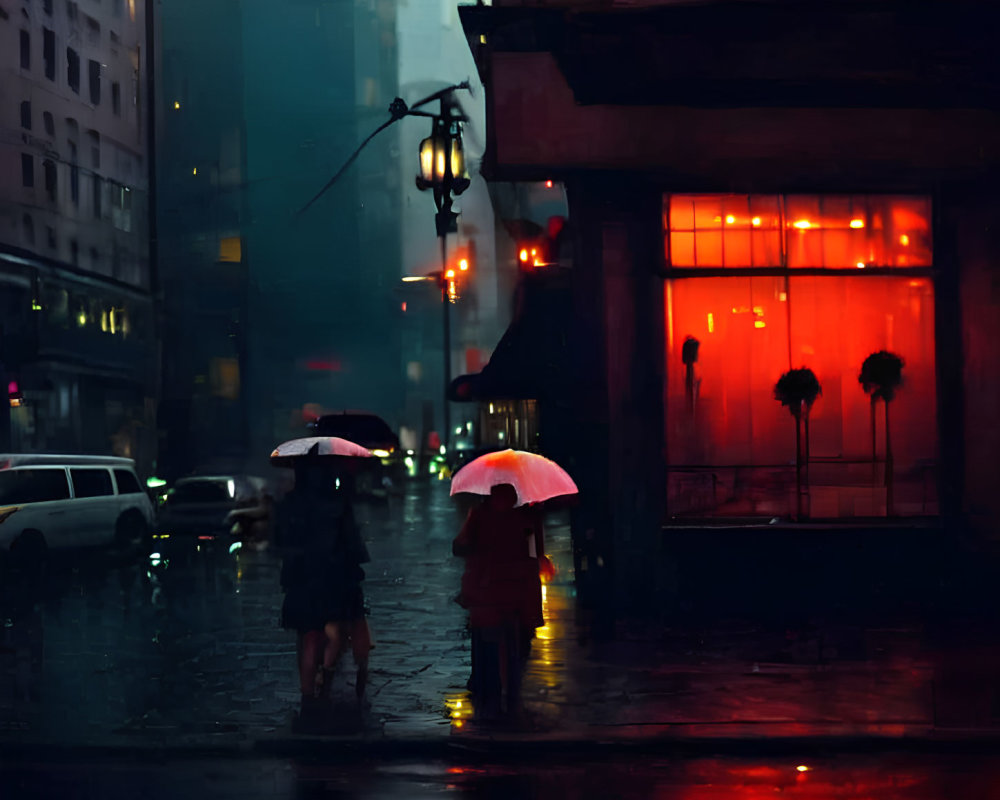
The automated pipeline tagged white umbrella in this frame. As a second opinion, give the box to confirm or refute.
[270,436,374,467]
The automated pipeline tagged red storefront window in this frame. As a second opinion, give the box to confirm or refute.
[663,194,936,520]
[664,194,933,269]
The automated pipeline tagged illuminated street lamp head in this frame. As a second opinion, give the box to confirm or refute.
[416,118,469,195]
[459,258,469,271]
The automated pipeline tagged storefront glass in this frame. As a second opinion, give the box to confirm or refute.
[663,194,937,519]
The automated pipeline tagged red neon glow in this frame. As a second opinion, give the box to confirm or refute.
[666,194,932,268]
[304,359,342,372]
[665,275,937,517]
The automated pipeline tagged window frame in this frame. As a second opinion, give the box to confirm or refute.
[21,153,34,188]
[43,27,56,81]
[20,29,31,70]
[662,193,935,276]
[660,191,939,521]
[70,467,114,498]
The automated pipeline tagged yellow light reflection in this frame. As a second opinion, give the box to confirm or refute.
[850,219,865,229]
[444,691,473,726]
[706,312,714,333]
[796,765,811,773]
[900,234,910,246]
[754,320,766,329]
[856,262,866,269]
[792,220,811,229]
[725,215,735,224]
[751,217,761,226]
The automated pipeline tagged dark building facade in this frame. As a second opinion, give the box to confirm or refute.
[156,0,402,480]
[460,1,1000,615]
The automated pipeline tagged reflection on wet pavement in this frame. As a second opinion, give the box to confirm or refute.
[3,753,1000,799]
[3,480,1000,748]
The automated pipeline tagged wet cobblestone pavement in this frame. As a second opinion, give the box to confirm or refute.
[2,480,1000,754]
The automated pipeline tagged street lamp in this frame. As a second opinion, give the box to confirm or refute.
[295,81,473,455]
[414,95,471,453]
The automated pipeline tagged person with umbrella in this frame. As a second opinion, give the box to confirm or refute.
[450,449,577,720]
[271,437,374,728]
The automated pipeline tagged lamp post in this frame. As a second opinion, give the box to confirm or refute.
[414,93,471,453]
[294,81,472,455]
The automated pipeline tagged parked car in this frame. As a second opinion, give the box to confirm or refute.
[0,454,154,562]
[156,474,272,543]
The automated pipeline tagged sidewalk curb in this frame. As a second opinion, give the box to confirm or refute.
[6,731,1000,766]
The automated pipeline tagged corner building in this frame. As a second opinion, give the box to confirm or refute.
[459,1,1000,617]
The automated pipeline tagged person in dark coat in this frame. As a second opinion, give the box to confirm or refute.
[276,460,372,719]
[452,483,545,718]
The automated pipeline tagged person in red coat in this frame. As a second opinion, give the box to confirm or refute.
[453,483,544,718]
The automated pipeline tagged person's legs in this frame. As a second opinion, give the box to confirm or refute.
[319,621,346,697]
[350,617,372,699]
[297,630,325,696]
[473,626,503,720]
[504,619,525,715]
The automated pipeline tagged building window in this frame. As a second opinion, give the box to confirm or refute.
[110,181,132,232]
[46,226,56,249]
[43,111,55,136]
[112,82,121,116]
[92,175,102,218]
[85,15,100,44]
[67,48,80,93]
[66,1,78,22]
[69,141,79,206]
[20,100,31,130]
[663,193,936,520]
[88,59,101,105]
[88,130,100,168]
[21,154,34,187]
[664,194,932,269]
[43,159,57,201]
[43,28,55,81]
[89,246,99,269]
[44,0,53,14]
[20,30,30,69]
[23,214,35,246]
[70,239,79,265]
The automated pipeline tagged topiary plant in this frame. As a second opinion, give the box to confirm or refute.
[774,367,822,519]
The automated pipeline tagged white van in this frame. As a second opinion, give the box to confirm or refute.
[0,454,155,559]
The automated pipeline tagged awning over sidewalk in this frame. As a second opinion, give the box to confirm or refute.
[449,269,571,403]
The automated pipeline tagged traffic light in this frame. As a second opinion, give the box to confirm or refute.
[517,215,566,269]
[517,239,547,268]
[454,240,475,274]
[8,380,22,408]
[444,241,475,303]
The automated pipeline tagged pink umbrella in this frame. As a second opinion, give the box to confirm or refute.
[449,449,578,506]
[270,436,374,467]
